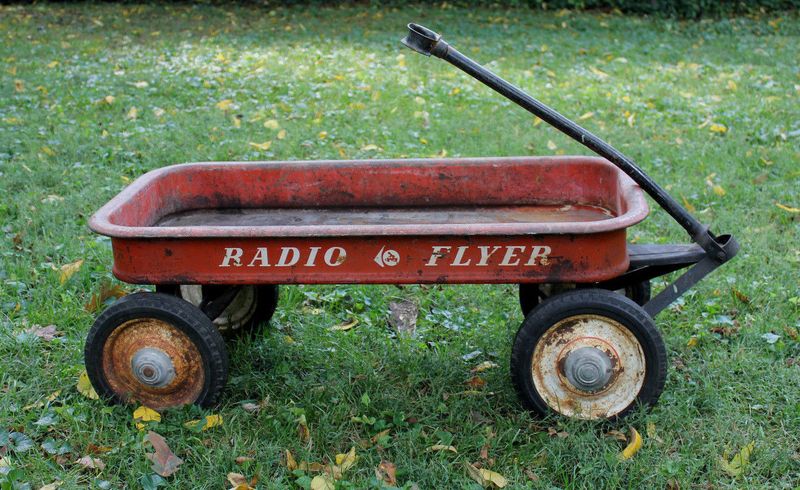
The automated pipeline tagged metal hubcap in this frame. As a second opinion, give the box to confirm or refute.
[131,347,175,387]
[563,347,613,393]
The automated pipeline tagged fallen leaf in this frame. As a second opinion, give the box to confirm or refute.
[546,140,557,151]
[578,111,595,120]
[318,131,328,139]
[719,441,754,477]
[285,449,298,470]
[784,326,798,341]
[361,144,380,151]
[216,99,233,111]
[22,390,60,411]
[687,336,698,348]
[620,427,643,460]
[465,462,508,488]
[277,129,287,139]
[605,430,627,443]
[426,445,457,453]
[388,300,418,336]
[14,79,25,92]
[184,414,223,431]
[248,141,272,151]
[75,456,105,471]
[297,416,311,443]
[101,95,115,105]
[310,475,334,490]
[59,259,84,284]
[731,287,750,304]
[235,456,254,465]
[547,427,569,438]
[375,460,397,486]
[464,376,486,389]
[145,431,183,477]
[335,446,357,473]
[681,195,696,213]
[776,203,800,213]
[39,482,62,490]
[263,119,279,129]
[646,422,663,443]
[153,107,166,118]
[133,406,161,430]
[84,282,127,312]
[712,185,726,197]
[23,325,59,341]
[77,371,99,400]
[227,472,255,490]
[41,146,56,157]
[710,123,728,134]
[471,361,499,373]
[331,318,358,331]
[126,106,138,120]
[589,66,609,78]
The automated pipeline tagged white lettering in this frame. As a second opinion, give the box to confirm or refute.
[500,246,526,266]
[426,246,451,266]
[477,246,502,266]
[525,245,552,266]
[247,247,270,267]
[276,247,300,267]
[452,246,472,266]
[324,247,347,266]
[220,247,243,267]
[305,247,321,267]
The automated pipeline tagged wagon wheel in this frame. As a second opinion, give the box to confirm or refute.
[156,285,279,337]
[518,281,651,317]
[511,289,666,420]
[84,292,228,410]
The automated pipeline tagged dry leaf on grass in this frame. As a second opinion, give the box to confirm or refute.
[310,475,334,490]
[75,455,105,471]
[59,259,83,284]
[719,441,755,477]
[375,460,397,486]
[227,472,255,490]
[23,325,60,341]
[330,318,358,331]
[388,299,418,336]
[77,371,99,400]
[426,445,457,453]
[465,462,508,488]
[620,427,643,460]
[145,431,183,477]
[184,414,223,431]
[84,283,127,312]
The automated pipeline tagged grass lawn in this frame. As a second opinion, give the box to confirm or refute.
[1,3,799,488]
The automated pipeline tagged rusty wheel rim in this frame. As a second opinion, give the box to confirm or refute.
[531,314,645,420]
[102,317,205,410]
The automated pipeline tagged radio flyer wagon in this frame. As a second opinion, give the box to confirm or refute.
[84,24,738,420]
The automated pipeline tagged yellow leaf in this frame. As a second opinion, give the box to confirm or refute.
[620,427,643,460]
[589,66,609,78]
[335,446,357,473]
[533,117,542,127]
[310,475,335,490]
[687,336,698,347]
[712,185,726,197]
[471,361,499,373]
[465,462,508,488]
[227,473,254,490]
[153,107,166,118]
[719,441,754,477]
[184,414,223,431]
[318,131,328,139]
[285,449,297,470]
[263,119,279,129]
[102,95,115,105]
[449,87,461,96]
[47,61,60,69]
[134,406,161,423]
[41,146,56,157]
[277,129,287,140]
[331,318,358,331]
[232,116,241,129]
[426,445,457,453]
[776,203,800,213]
[216,99,233,111]
[360,144,380,151]
[14,79,25,92]
[126,106,138,120]
[709,123,728,134]
[59,259,84,284]
[77,371,99,400]
[727,80,737,91]
[248,141,272,151]
[578,111,595,120]
[546,140,557,151]
[681,195,696,213]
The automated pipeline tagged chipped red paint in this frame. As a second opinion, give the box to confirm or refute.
[90,157,648,285]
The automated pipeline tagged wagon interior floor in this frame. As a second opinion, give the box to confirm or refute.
[155,204,614,228]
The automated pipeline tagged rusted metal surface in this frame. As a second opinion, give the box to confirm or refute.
[531,314,645,420]
[101,318,205,410]
[89,157,647,285]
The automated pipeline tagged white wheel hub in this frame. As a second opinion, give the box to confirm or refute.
[531,314,646,419]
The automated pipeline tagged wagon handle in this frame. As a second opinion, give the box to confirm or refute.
[401,23,737,265]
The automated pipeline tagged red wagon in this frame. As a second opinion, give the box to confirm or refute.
[84,25,737,420]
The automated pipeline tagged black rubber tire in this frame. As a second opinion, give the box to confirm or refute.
[84,292,229,408]
[156,285,279,337]
[518,281,651,316]
[510,288,667,420]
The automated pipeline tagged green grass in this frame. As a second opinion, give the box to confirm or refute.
[1,3,799,489]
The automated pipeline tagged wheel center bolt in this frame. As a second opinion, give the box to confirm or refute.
[563,347,613,393]
[131,348,176,388]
